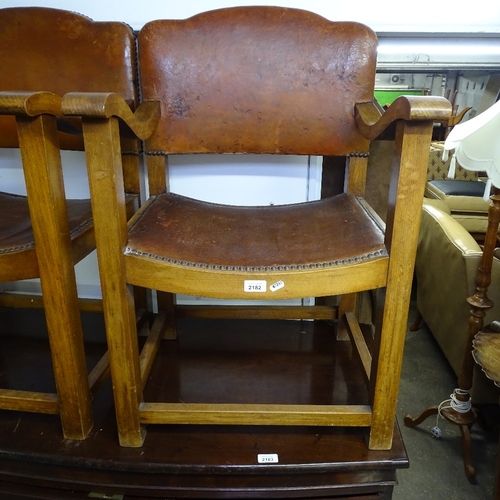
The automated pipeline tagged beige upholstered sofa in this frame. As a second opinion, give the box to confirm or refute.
[414,199,500,404]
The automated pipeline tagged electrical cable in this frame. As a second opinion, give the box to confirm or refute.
[431,388,472,438]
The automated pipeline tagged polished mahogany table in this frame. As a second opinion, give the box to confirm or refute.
[0,309,408,499]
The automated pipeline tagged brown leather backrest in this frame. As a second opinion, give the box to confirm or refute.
[0,7,138,151]
[138,6,377,156]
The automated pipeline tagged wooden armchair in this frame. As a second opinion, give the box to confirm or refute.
[0,7,140,439]
[63,6,451,448]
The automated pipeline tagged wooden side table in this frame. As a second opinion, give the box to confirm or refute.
[473,328,500,499]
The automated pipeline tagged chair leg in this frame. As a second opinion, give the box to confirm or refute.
[157,291,177,340]
[337,293,356,341]
[369,119,433,450]
[43,283,94,440]
[369,280,410,450]
[19,113,93,439]
[81,117,146,447]
[105,284,146,447]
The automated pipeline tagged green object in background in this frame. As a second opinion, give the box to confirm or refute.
[374,89,425,106]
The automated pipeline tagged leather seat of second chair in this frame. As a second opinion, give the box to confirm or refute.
[0,192,92,280]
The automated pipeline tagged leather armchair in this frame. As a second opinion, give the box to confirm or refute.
[414,199,500,404]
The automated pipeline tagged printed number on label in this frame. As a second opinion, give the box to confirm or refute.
[270,280,285,292]
[258,453,279,463]
[244,280,267,292]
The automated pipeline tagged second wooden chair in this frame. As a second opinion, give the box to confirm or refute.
[0,7,141,439]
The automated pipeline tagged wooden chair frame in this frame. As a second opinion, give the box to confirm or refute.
[0,91,109,439]
[63,7,451,448]
[0,7,144,439]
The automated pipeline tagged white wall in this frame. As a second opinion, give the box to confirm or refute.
[2,0,499,32]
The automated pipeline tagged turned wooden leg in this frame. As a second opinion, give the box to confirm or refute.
[459,424,476,480]
[409,310,423,332]
[404,405,439,427]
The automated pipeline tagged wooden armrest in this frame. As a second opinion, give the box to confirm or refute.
[355,95,452,140]
[0,91,87,139]
[0,90,61,116]
[62,92,160,140]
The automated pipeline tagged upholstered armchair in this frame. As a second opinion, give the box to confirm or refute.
[414,199,500,404]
